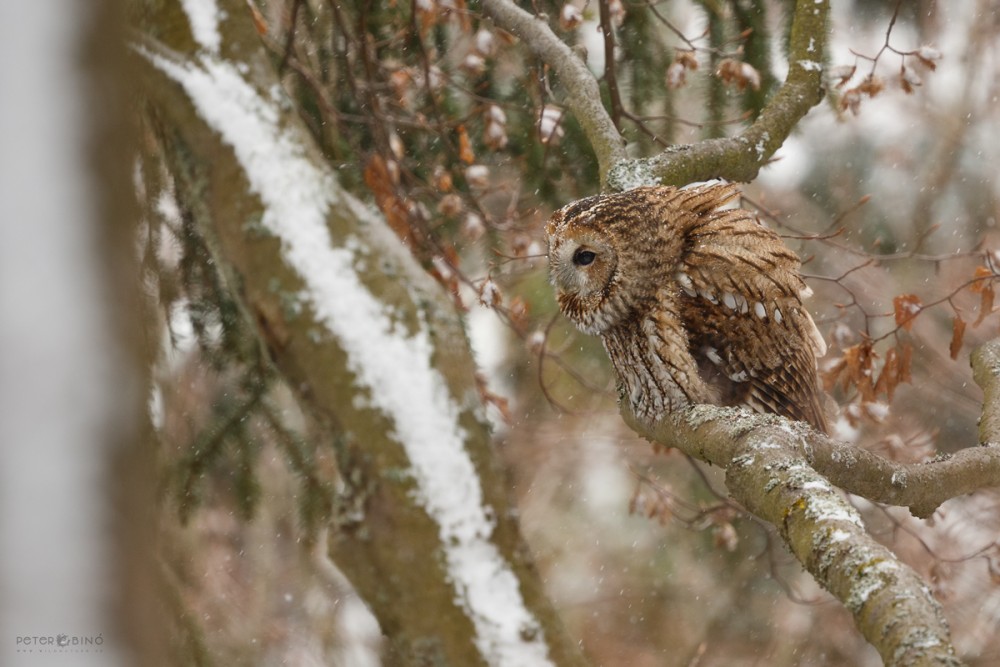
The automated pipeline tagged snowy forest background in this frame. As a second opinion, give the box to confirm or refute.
[4,0,1000,666]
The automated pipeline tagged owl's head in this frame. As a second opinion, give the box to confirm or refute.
[546,191,669,335]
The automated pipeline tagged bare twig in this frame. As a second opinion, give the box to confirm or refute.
[278,0,303,72]
[598,0,623,130]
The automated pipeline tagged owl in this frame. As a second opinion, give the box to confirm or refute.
[546,183,829,432]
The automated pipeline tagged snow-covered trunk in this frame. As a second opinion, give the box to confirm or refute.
[132,1,587,665]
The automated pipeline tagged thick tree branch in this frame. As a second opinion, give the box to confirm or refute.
[625,400,1000,521]
[808,433,1000,520]
[133,2,587,665]
[617,336,1000,664]
[481,0,627,185]
[622,404,967,666]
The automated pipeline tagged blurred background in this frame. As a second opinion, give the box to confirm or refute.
[4,0,1000,665]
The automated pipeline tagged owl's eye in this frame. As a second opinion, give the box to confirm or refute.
[573,249,597,266]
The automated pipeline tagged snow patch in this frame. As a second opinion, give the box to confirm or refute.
[607,158,662,191]
[829,529,850,543]
[801,480,831,492]
[803,491,864,527]
[180,0,221,53]
[754,131,770,160]
[142,46,552,667]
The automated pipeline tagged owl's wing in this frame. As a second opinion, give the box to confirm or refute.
[673,205,829,432]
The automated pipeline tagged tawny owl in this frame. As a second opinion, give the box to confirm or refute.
[546,183,829,432]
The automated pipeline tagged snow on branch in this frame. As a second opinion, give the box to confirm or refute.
[138,18,554,666]
[179,0,221,53]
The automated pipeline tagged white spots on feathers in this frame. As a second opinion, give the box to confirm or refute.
[676,271,696,296]
[702,345,749,382]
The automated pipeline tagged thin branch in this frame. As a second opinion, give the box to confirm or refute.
[481,0,627,185]
[598,0,623,130]
[278,0,304,72]
[643,0,708,52]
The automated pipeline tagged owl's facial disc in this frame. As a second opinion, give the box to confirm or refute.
[549,234,619,334]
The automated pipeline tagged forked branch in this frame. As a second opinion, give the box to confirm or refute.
[621,401,974,666]
[618,335,1000,665]
[607,0,829,189]
[483,0,830,190]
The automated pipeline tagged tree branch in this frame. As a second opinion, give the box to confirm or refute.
[597,0,623,130]
[481,0,627,185]
[133,2,588,664]
[617,336,1000,665]
[484,0,828,191]
[971,337,1000,444]
[621,403,968,666]
[606,0,829,190]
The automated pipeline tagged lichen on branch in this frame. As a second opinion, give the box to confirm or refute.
[622,401,971,666]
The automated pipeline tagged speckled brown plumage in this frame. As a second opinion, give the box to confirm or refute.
[546,183,829,432]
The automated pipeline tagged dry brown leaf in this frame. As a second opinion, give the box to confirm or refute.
[842,341,877,401]
[975,284,995,327]
[898,342,913,384]
[248,1,268,35]
[857,75,885,98]
[822,355,847,393]
[457,125,475,164]
[893,294,922,331]
[950,315,967,360]
[363,155,412,245]
[508,296,529,331]
[970,265,994,292]
[475,372,511,424]
[874,347,897,401]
